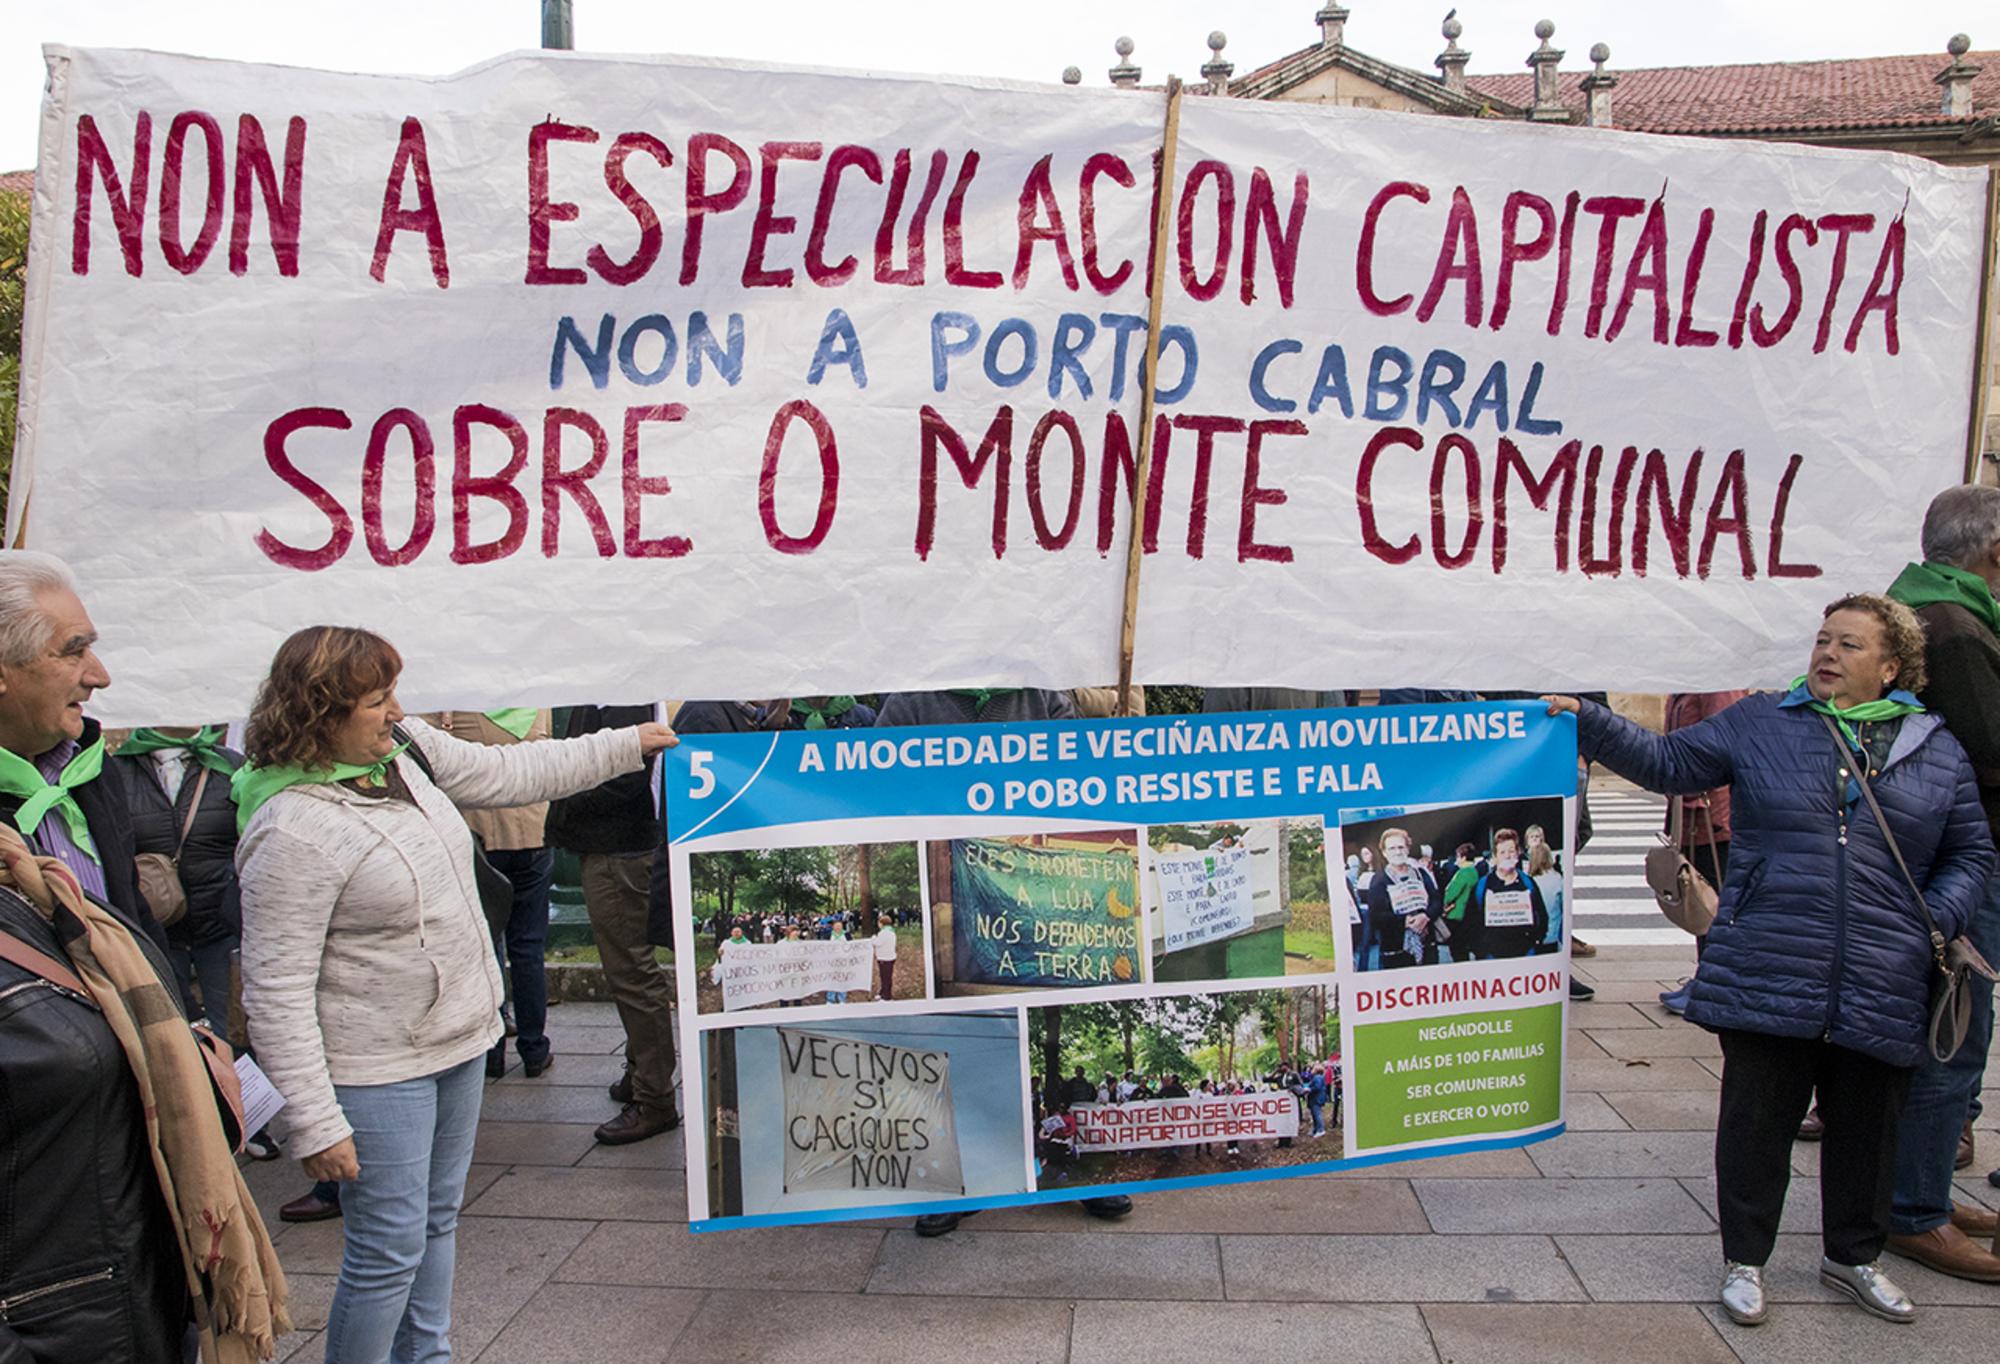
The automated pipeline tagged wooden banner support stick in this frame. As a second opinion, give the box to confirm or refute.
[1965,165,1999,486]
[1114,75,1185,717]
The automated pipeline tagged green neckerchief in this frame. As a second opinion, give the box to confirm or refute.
[1785,676,1925,750]
[794,696,857,730]
[118,725,239,775]
[230,742,411,834]
[950,688,1020,715]
[0,735,105,863]
[484,709,538,740]
[1888,560,2000,640]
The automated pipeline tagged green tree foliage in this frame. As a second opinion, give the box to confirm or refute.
[1287,822,1330,902]
[0,190,28,512]
[735,845,837,917]
[868,841,920,911]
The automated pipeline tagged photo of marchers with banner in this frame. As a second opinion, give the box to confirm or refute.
[1027,987,1341,1191]
[1146,817,1337,981]
[1338,798,1568,973]
[929,831,1143,994]
[702,1013,1029,1219]
[691,841,927,1013]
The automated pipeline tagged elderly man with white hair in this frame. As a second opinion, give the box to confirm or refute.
[0,549,158,946]
[1882,484,2000,1282]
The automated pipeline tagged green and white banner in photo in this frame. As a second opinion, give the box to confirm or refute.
[950,838,1141,987]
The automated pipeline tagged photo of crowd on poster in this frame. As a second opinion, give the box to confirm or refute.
[690,841,927,1013]
[702,1013,1029,1219]
[928,831,1142,995]
[1145,817,1337,982]
[1025,986,1341,1190]
[1337,798,1568,973]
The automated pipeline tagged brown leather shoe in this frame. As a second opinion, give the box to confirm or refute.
[594,1102,680,1146]
[278,1191,342,1223]
[1570,937,1597,958]
[1957,1120,1976,1171]
[1885,1224,2000,1282]
[608,1066,635,1106]
[1950,1201,1998,1237]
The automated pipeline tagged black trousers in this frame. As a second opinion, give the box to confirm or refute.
[1715,1028,1912,1266]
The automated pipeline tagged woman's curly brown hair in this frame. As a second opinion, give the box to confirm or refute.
[1823,593,1928,695]
[244,626,402,770]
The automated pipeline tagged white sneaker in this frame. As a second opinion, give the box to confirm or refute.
[1819,1258,1916,1323]
[1721,1261,1767,1325]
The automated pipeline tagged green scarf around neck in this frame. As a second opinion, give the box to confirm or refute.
[484,709,538,740]
[1786,675,1925,749]
[949,688,1020,715]
[1888,560,2000,639]
[0,735,105,862]
[794,697,857,730]
[230,742,411,834]
[118,725,239,775]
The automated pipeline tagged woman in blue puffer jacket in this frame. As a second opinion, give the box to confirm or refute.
[1547,593,1993,1331]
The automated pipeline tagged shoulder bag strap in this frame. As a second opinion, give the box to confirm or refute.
[0,924,91,998]
[392,723,437,784]
[1815,712,1947,960]
[172,765,211,858]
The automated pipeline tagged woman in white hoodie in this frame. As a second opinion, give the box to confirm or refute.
[235,627,673,1361]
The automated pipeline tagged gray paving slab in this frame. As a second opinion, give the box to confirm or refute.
[1422,1303,1736,1364]
[472,1282,705,1363]
[867,1228,1224,1300]
[1335,1146,1544,1179]
[1567,1032,1616,1061]
[442,1215,600,1359]
[1527,1130,1716,1177]
[276,1270,335,1332]
[553,1221,884,1291]
[1569,1001,1663,1030]
[1567,1057,1719,1092]
[972,1169,1431,1234]
[273,1330,322,1363]
[1073,1301,1439,1364]
[1413,1177,1713,1233]
[490,1051,629,1088]
[541,1023,631,1055]
[1601,1090,1722,1131]
[471,1119,601,1167]
[1560,1091,1631,1131]
[545,1001,623,1026]
[477,1084,637,1124]
[1553,1233,1880,1304]
[577,1128,689,1170]
[1571,979,1687,1003]
[1221,1233,1586,1302]
[669,1291,1075,1364]
[1700,1303,2000,1362]
[1680,1176,1820,1234]
[1588,1027,1723,1059]
[1696,1055,1728,1079]
[1574,957,1699,981]
[464,1164,686,1222]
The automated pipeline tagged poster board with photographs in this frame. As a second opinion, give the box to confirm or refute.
[665,700,1575,1230]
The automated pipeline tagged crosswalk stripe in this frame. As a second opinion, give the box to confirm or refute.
[1570,927,1693,947]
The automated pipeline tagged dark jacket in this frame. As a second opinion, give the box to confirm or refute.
[0,719,163,956]
[875,690,1076,727]
[1909,601,2000,844]
[1366,867,1443,967]
[544,705,659,855]
[103,747,243,949]
[1579,694,1995,1068]
[0,888,190,1363]
[644,701,776,947]
[1466,869,1550,960]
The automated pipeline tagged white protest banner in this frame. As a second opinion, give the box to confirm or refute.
[1155,844,1254,952]
[717,938,875,1011]
[1072,1092,1300,1152]
[15,47,1988,721]
[778,1028,963,1196]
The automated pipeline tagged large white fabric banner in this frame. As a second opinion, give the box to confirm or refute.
[14,46,1989,721]
[1155,843,1254,952]
[777,1028,963,1196]
[716,938,876,1011]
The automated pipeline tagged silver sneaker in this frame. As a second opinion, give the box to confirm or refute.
[1819,1258,1916,1323]
[1721,1261,1767,1325]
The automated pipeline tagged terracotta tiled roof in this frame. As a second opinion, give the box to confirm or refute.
[0,169,32,197]
[1464,50,2000,135]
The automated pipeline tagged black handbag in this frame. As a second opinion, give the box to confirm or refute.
[1819,714,1997,1062]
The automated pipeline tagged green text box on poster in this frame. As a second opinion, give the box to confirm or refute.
[1352,1003,1563,1150]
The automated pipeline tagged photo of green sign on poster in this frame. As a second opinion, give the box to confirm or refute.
[946,835,1141,989]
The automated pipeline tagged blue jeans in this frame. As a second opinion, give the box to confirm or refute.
[1307,1097,1326,1135]
[1889,870,2000,1234]
[325,1055,485,1363]
[168,936,237,1034]
[485,848,554,1066]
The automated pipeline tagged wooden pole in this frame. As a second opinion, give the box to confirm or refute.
[1114,76,1186,717]
[1966,166,1999,486]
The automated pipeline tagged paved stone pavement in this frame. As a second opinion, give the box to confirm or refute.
[240,945,2000,1363]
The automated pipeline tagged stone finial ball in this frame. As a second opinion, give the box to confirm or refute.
[1062,66,1082,84]
[1535,18,1556,40]
[1209,30,1228,52]
[1590,42,1610,64]
[1443,16,1463,40]
[1115,35,1135,57]
[1948,33,1972,57]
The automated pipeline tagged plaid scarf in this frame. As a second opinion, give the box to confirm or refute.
[0,826,290,1362]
